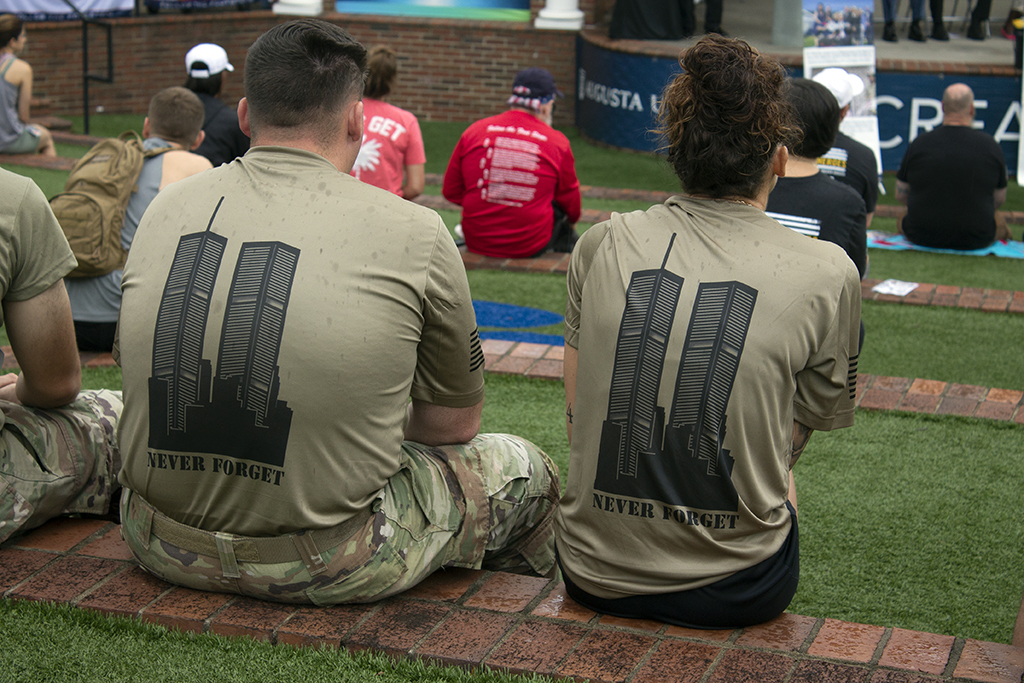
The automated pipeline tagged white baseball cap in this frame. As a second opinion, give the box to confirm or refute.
[186,43,234,79]
[812,67,865,109]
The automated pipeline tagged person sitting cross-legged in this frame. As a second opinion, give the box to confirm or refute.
[443,67,581,258]
[65,87,212,353]
[115,19,559,605]
[896,83,1012,251]
[555,35,861,631]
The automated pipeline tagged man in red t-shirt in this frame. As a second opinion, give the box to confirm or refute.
[442,68,581,259]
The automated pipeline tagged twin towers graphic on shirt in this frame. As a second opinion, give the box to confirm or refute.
[595,234,758,514]
[148,198,297,468]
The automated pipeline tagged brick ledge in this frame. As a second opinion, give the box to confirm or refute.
[1,517,1021,683]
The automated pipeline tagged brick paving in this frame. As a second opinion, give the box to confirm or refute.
[2,519,1022,682]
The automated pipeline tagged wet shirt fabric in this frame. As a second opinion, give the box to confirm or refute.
[555,196,861,599]
[116,146,484,538]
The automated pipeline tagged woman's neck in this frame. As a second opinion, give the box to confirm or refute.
[687,194,767,212]
[785,155,820,178]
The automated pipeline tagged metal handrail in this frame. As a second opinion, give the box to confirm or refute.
[58,0,114,134]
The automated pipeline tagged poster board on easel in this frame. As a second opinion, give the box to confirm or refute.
[803,45,884,193]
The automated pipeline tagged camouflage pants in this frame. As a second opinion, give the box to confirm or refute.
[120,433,559,604]
[0,390,123,544]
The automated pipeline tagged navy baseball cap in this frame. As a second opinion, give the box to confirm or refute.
[508,67,563,109]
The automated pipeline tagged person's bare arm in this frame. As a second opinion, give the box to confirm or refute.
[158,151,213,190]
[994,187,1007,209]
[564,343,578,445]
[0,280,81,408]
[865,211,874,229]
[15,62,32,123]
[404,398,482,446]
[402,163,425,201]
[787,421,815,515]
[895,179,910,206]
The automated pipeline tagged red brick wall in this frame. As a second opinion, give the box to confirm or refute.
[24,9,581,127]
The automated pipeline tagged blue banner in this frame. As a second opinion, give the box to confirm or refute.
[575,36,1022,172]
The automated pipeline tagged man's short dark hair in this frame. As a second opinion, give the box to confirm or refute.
[184,69,223,97]
[786,78,840,159]
[244,19,367,143]
[148,86,205,148]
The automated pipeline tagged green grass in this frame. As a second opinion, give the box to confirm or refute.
[792,409,1024,643]
[465,371,1024,644]
[0,600,557,683]
[64,114,144,139]
[422,121,677,192]
[859,303,1024,391]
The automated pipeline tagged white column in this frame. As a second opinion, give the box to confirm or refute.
[772,0,803,47]
[534,0,584,30]
[273,0,323,16]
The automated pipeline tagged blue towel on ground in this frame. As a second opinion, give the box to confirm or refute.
[867,232,1024,258]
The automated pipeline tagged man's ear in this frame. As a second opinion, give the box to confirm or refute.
[348,99,364,143]
[238,97,251,137]
[190,130,205,151]
[142,117,151,139]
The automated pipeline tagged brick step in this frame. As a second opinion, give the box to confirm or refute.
[459,248,1024,313]
[29,114,73,131]
[0,154,75,171]
[1,517,1021,683]
[51,131,105,147]
[5,342,1021,424]
[420,176,1024,225]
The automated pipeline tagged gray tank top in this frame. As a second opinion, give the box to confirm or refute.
[0,56,26,150]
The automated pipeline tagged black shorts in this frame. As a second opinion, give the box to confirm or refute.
[74,321,117,353]
[558,501,799,630]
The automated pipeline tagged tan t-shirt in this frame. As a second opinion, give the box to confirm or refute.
[0,168,77,432]
[0,168,77,313]
[555,196,861,598]
[117,147,484,537]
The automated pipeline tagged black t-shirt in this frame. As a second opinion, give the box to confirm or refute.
[609,0,691,39]
[765,172,868,277]
[897,125,1007,250]
[193,93,250,168]
[817,131,879,215]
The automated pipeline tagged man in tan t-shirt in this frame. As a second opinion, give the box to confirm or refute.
[115,19,558,605]
[0,167,121,543]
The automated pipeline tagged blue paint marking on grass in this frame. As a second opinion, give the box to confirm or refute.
[479,331,565,346]
[473,301,562,328]
[473,301,564,346]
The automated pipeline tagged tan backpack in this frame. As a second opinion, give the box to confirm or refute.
[51,131,169,278]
